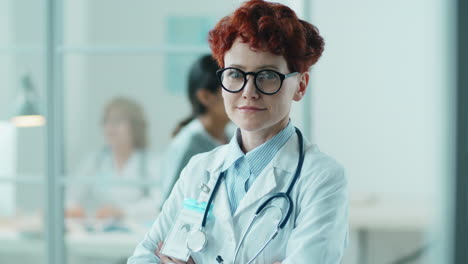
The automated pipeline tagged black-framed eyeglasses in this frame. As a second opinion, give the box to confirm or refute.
[216,67,299,95]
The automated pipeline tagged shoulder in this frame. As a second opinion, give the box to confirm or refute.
[168,144,229,200]
[182,143,229,172]
[177,119,206,140]
[297,144,347,198]
[174,144,228,185]
[304,144,344,175]
[167,121,213,152]
[277,131,346,193]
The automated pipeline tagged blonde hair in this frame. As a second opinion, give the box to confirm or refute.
[102,97,148,149]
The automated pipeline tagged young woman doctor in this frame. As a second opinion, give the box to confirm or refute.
[128,1,348,263]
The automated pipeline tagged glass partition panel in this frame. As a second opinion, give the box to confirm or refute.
[0,1,46,264]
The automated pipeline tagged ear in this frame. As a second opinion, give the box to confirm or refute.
[293,72,309,102]
[195,89,214,108]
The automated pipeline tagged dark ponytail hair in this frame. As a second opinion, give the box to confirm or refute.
[172,54,221,137]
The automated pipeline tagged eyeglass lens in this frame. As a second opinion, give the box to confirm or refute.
[220,68,282,94]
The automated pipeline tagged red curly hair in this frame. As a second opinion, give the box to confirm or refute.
[208,0,324,73]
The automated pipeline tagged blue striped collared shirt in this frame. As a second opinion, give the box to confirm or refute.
[222,122,295,215]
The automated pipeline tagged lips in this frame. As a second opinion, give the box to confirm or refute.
[237,106,266,112]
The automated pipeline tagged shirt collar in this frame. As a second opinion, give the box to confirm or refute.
[246,122,295,176]
[222,129,245,172]
[222,121,295,173]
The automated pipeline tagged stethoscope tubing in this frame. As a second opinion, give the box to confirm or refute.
[201,169,225,228]
[254,192,292,229]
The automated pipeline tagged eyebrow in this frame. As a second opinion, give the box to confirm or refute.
[228,64,280,71]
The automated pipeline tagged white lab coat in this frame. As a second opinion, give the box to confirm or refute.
[67,149,162,221]
[128,132,348,264]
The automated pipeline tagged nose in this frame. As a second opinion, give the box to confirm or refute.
[242,76,260,99]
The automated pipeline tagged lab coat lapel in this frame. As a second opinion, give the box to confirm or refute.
[233,164,279,216]
[204,147,236,236]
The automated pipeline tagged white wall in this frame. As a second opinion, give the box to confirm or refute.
[309,1,454,263]
[309,0,452,202]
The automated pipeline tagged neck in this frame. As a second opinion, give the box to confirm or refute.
[240,118,289,153]
[111,145,134,171]
[198,114,229,144]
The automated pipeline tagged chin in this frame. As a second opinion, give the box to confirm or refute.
[235,119,267,133]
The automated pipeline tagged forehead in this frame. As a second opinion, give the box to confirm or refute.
[224,39,288,71]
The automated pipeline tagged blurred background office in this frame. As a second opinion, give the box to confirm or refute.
[0,0,465,264]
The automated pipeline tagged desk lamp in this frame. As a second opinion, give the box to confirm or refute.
[11,74,45,127]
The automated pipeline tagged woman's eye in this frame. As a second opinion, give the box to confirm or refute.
[228,70,243,79]
[258,71,278,80]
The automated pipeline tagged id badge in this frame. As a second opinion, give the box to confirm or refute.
[160,199,213,261]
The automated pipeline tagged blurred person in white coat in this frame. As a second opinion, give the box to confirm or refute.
[66,97,161,224]
[128,1,348,263]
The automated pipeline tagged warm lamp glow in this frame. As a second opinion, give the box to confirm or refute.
[11,115,46,127]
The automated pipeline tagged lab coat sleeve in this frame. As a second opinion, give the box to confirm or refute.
[127,163,189,264]
[282,164,349,264]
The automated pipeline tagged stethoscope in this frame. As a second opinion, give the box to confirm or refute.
[186,127,305,264]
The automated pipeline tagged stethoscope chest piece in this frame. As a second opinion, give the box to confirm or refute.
[186,228,207,252]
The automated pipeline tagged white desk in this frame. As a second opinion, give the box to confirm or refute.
[0,218,146,263]
[349,195,435,264]
[350,196,434,231]
[0,232,144,258]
